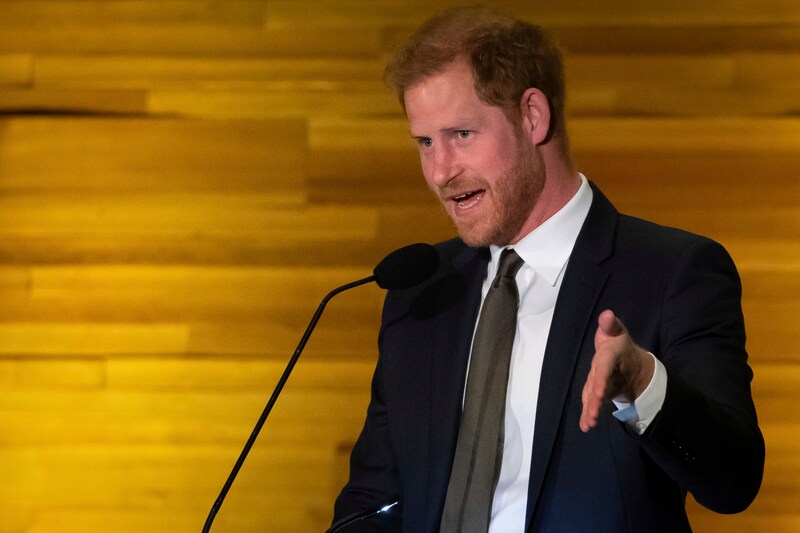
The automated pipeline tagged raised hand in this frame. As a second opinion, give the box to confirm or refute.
[580,310,655,433]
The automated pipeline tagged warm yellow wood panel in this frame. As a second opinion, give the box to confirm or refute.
[187,322,380,357]
[0,26,381,57]
[567,53,800,116]
[5,0,800,31]
[34,56,385,88]
[0,53,31,85]
[0,88,147,114]
[22,265,384,323]
[0,321,379,360]
[309,117,410,151]
[742,301,800,362]
[742,268,800,299]
[29,265,377,298]
[0,446,337,514]
[0,196,373,240]
[573,117,800,152]
[726,238,800,272]
[384,24,800,57]
[735,52,800,85]
[620,206,800,241]
[147,88,397,119]
[0,323,190,356]
[106,358,377,391]
[23,509,322,533]
[265,0,800,27]
[0,359,105,388]
[752,364,800,398]
[568,52,800,88]
[0,234,389,268]
[588,167,800,211]
[568,55,737,88]
[0,266,29,289]
[0,1,269,27]
[0,389,371,446]
[573,86,800,116]
[307,152,427,205]
[0,117,306,191]
[0,195,381,265]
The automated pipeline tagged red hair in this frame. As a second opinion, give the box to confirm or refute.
[384,7,567,142]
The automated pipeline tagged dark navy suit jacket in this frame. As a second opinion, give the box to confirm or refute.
[333,184,764,532]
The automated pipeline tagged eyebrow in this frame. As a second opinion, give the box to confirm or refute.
[409,124,474,138]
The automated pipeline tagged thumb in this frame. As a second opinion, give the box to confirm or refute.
[597,309,625,338]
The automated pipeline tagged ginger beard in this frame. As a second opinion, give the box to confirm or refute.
[434,134,545,248]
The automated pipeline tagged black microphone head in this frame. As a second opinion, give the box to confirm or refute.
[373,243,439,290]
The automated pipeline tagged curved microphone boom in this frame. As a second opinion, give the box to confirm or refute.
[202,243,438,532]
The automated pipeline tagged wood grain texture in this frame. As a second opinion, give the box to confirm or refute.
[0,1,797,531]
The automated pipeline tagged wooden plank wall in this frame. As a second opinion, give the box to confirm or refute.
[0,1,798,531]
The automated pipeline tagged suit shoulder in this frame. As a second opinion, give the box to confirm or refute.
[615,214,732,262]
[433,237,478,262]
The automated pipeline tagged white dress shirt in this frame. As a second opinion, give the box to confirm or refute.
[471,175,667,532]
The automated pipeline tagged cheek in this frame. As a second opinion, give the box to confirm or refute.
[478,137,519,174]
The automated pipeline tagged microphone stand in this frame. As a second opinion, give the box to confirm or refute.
[202,275,376,532]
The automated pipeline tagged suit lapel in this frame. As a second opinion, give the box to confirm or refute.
[525,185,618,529]
[423,243,489,531]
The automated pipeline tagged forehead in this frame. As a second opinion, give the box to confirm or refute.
[406,61,475,102]
[405,61,504,133]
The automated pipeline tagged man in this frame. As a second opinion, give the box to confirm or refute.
[332,7,764,532]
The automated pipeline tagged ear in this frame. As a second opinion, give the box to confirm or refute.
[519,88,551,145]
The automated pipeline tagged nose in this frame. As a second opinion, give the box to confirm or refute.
[427,143,458,187]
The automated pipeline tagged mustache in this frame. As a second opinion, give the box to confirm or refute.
[435,177,489,198]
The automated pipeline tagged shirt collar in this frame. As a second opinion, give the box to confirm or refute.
[490,174,593,286]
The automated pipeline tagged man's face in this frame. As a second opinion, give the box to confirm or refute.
[405,61,544,247]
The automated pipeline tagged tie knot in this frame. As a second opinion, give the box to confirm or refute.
[496,248,524,279]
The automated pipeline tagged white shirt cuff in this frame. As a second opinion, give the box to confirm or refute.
[612,352,667,434]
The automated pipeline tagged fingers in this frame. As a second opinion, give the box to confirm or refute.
[580,374,602,433]
[580,341,614,432]
[582,309,628,433]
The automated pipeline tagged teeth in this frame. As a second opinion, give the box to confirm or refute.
[457,193,483,208]
[454,190,476,201]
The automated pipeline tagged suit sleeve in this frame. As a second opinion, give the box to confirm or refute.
[639,237,765,513]
[332,351,402,525]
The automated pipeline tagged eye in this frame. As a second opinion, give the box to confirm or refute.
[417,137,433,148]
[457,130,471,139]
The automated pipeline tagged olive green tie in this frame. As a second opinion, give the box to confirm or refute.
[440,248,524,533]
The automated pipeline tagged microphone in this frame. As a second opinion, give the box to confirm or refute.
[202,243,438,532]
[373,242,439,289]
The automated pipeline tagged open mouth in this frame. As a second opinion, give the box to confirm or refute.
[453,190,485,209]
